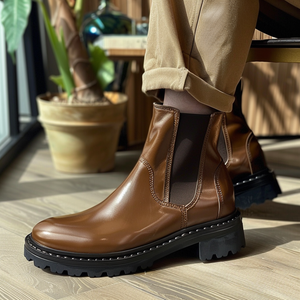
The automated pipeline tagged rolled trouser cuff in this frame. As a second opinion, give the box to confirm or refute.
[142,67,235,113]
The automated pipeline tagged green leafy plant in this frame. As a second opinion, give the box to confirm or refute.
[89,43,114,90]
[0,0,114,102]
[38,0,75,96]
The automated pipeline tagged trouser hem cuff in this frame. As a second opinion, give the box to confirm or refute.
[142,68,235,112]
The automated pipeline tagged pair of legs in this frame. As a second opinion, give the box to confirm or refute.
[24,0,299,276]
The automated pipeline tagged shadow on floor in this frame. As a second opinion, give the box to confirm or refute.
[0,150,141,202]
[241,199,300,222]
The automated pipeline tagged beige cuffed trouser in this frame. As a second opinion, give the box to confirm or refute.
[142,0,300,112]
[142,0,259,113]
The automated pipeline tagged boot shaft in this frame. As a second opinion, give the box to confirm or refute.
[221,81,267,181]
[141,103,235,221]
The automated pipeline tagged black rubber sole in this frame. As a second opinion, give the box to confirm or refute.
[24,210,245,277]
[234,169,281,209]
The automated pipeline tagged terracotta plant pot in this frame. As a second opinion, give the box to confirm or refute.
[37,92,128,173]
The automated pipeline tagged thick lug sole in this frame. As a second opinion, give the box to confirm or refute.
[24,210,245,277]
[234,168,281,209]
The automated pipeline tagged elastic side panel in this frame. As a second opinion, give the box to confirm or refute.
[169,113,210,205]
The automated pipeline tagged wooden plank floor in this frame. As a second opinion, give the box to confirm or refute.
[0,132,299,300]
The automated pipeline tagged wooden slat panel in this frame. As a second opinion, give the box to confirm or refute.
[242,62,300,136]
[242,30,300,136]
[127,0,142,19]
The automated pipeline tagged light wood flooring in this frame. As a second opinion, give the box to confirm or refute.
[0,132,299,300]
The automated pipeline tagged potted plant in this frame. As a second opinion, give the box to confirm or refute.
[0,0,128,173]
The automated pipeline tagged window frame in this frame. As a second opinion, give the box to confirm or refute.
[0,3,46,174]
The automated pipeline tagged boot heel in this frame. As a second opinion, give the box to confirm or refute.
[198,218,245,261]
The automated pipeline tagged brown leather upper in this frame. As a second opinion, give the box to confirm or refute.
[222,85,267,182]
[32,104,235,254]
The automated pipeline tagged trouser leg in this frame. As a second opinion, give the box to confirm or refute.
[142,0,259,112]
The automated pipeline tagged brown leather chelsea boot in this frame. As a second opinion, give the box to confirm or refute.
[24,103,245,277]
[219,81,281,209]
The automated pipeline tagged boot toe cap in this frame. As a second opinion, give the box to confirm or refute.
[31,218,88,252]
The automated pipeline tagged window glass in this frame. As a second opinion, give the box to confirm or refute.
[17,39,31,118]
[0,2,9,148]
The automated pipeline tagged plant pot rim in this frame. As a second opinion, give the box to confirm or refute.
[37,92,127,107]
[37,91,128,127]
